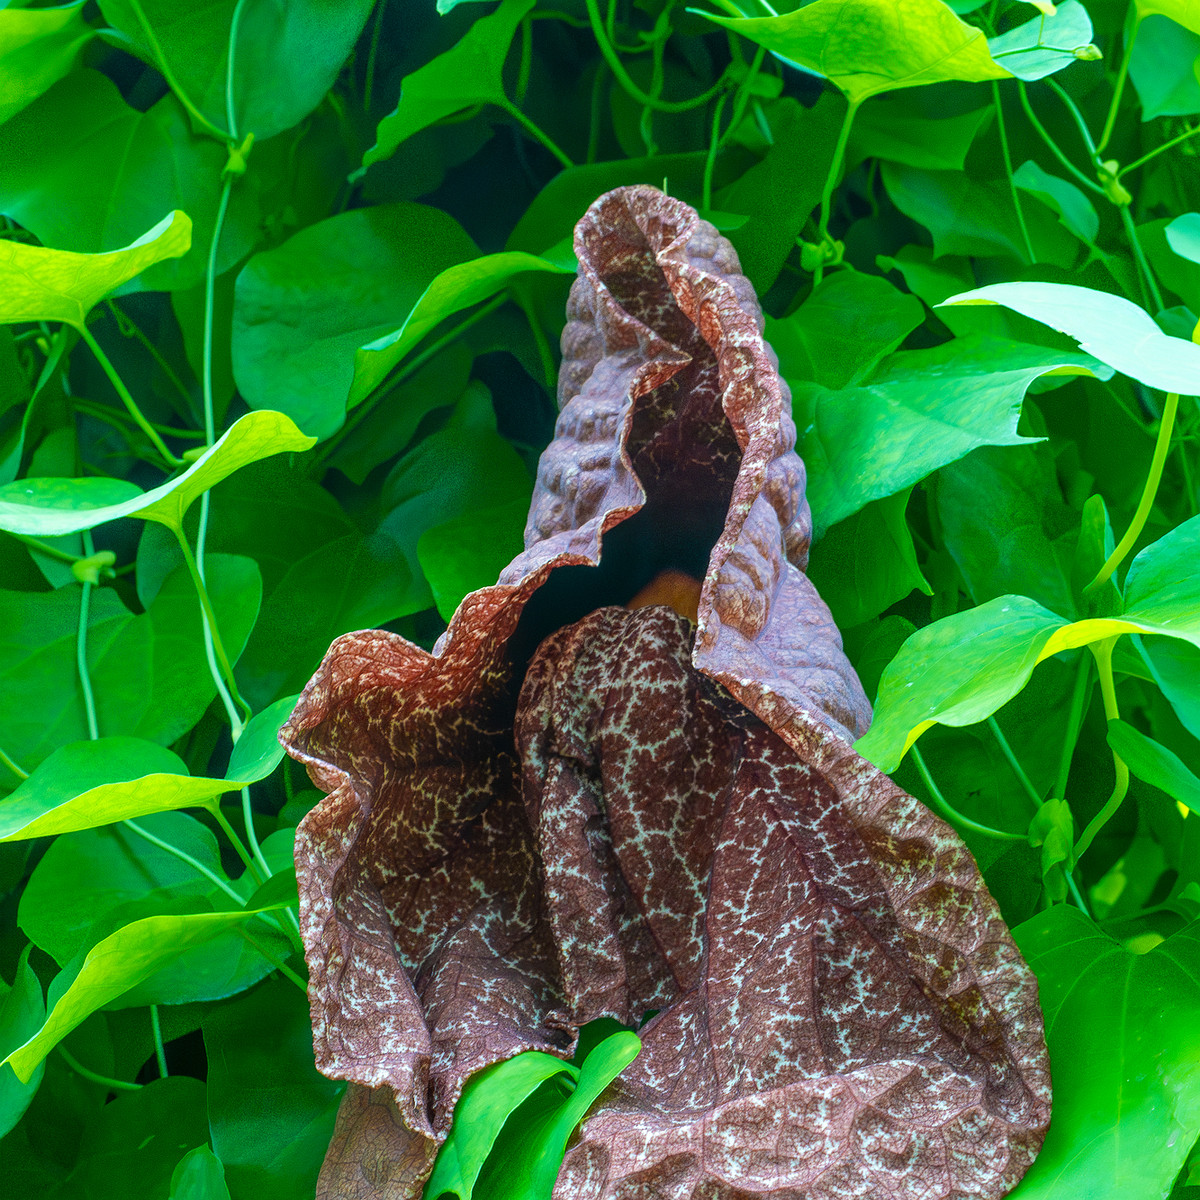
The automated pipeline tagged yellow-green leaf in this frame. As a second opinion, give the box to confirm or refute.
[690,0,1011,104]
[1137,0,1200,36]
[0,0,92,125]
[0,211,191,328]
[0,410,315,536]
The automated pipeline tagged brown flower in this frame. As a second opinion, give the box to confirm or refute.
[282,186,1051,1200]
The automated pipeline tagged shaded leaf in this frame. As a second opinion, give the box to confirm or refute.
[1130,14,1200,119]
[361,0,534,171]
[1109,720,1200,811]
[0,946,44,1137]
[170,1146,231,1200]
[232,204,478,440]
[1013,159,1100,244]
[942,280,1200,392]
[0,212,191,328]
[0,411,315,535]
[692,0,1011,104]
[849,97,992,171]
[1011,907,1200,1200]
[0,1,91,126]
[1138,635,1200,738]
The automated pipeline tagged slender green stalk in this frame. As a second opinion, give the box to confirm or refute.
[583,0,727,113]
[703,92,729,211]
[993,82,1035,263]
[58,1046,143,1092]
[1016,81,1105,194]
[73,398,204,440]
[1119,204,1165,313]
[497,99,574,168]
[14,532,84,565]
[124,817,245,906]
[518,289,557,386]
[1085,392,1179,594]
[1055,651,1092,799]
[516,13,533,106]
[911,745,1026,841]
[1074,636,1130,858]
[988,717,1042,809]
[150,1005,168,1078]
[77,325,183,468]
[104,301,194,410]
[1097,12,1142,155]
[812,97,860,284]
[211,803,263,883]
[364,0,388,112]
[0,744,28,781]
[240,786,271,881]
[171,526,249,731]
[76,574,99,742]
[721,44,766,148]
[239,926,308,993]
[1044,78,1099,159]
[123,0,231,141]
[1120,121,1200,176]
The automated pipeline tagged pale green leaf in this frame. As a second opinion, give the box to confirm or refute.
[1137,0,1200,37]
[1167,212,1200,265]
[0,212,191,329]
[1013,160,1100,244]
[987,0,1094,80]
[0,0,92,126]
[941,281,1200,393]
[0,410,315,536]
[690,0,1011,105]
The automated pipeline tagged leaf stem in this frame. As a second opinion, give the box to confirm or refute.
[988,716,1042,809]
[1119,120,1200,176]
[123,817,245,907]
[583,0,727,113]
[104,300,195,412]
[1055,650,1092,799]
[1119,204,1165,313]
[1097,12,1141,155]
[496,99,574,169]
[122,0,231,142]
[149,1005,168,1078]
[1015,81,1105,194]
[1074,636,1129,858]
[702,92,729,211]
[0,743,29,782]
[171,525,249,732]
[1084,391,1178,594]
[57,1045,143,1091]
[993,81,1035,264]
[210,802,263,883]
[238,926,308,993]
[1044,77,1099,160]
[911,744,1026,841]
[77,325,183,468]
[814,96,861,283]
[225,0,248,141]
[76,571,99,742]
[364,0,388,112]
[239,787,271,881]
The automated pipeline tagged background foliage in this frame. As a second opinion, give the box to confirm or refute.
[0,0,1199,1197]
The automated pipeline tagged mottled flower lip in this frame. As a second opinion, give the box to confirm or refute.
[281,185,1050,1200]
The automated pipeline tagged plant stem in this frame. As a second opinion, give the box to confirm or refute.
[1044,77,1099,160]
[104,301,194,411]
[58,1045,143,1092]
[1055,651,1092,799]
[150,1005,168,1078]
[171,526,248,732]
[239,926,308,993]
[240,785,271,880]
[0,743,28,782]
[993,82,1036,264]
[364,0,388,112]
[813,96,860,284]
[77,325,183,468]
[497,99,574,168]
[1074,636,1129,858]
[1015,81,1105,194]
[583,0,727,113]
[911,744,1026,841]
[1119,204,1165,313]
[76,571,99,742]
[1119,121,1200,176]
[123,817,246,906]
[211,803,263,883]
[73,398,204,440]
[1085,391,1178,594]
[988,716,1042,809]
[703,92,729,211]
[1097,12,1142,155]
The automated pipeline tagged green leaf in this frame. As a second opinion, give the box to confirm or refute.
[361,0,535,171]
[170,1146,231,1200]
[19,813,224,964]
[97,0,375,141]
[418,496,530,623]
[986,0,1094,80]
[1026,797,1074,902]
[0,1,91,126]
[204,978,344,1200]
[0,410,315,536]
[226,695,300,786]
[789,335,1104,531]
[0,212,191,329]
[1138,636,1200,738]
[936,444,1078,616]
[806,489,931,629]
[1137,0,1200,36]
[690,0,1011,104]
[849,97,992,171]
[416,1054,578,1200]
[941,280,1200,393]
[0,70,262,293]
[1167,212,1200,267]
[1010,908,1200,1200]
[232,203,478,440]
[1013,160,1100,244]
[482,1031,641,1200]
[1109,720,1200,812]
[352,251,571,404]
[764,269,923,390]
[858,517,1200,770]
[3,905,285,1083]
[0,946,45,1138]
[1130,15,1200,119]
[0,555,261,772]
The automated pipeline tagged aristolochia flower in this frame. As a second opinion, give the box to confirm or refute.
[281,186,1051,1200]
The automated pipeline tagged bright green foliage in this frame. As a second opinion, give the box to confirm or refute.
[0,0,1199,1196]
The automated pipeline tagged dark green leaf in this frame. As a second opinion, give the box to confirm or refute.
[1138,636,1200,738]
[849,96,991,171]
[0,1,91,126]
[1130,14,1200,119]
[170,1146,232,1200]
[1013,160,1100,244]
[0,945,45,1137]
